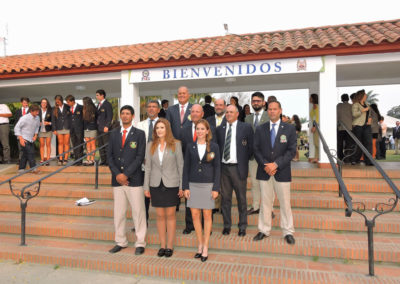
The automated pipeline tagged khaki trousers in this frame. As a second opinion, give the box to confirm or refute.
[113,185,147,248]
[259,177,294,237]
[249,159,261,210]
[395,138,399,154]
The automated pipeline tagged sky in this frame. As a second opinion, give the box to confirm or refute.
[0,0,399,119]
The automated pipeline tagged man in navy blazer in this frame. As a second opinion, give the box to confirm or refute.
[216,105,253,237]
[166,86,193,140]
[66,95,84,166]
[108,105,147,255]
[253,101,296,245]
[206,98,226,129]
[96,89,113,166]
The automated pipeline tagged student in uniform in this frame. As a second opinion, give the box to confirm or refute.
[52,95,71,165]
[39,98,52,165]
[82,97,98,166]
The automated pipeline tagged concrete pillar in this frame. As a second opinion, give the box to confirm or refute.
[319,56,337,164]
[120,71,140,125]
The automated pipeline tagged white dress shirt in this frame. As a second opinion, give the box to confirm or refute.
[158,142,166,165]
[40,110,47,132]
[222,120,238,164]
[0,104,11,124]
[179,102,189,115]
[197,142,206,160]
[270,119,281,135]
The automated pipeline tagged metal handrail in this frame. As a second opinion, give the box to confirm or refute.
[313,121,353,217]
[316,120,399,277]
[6,128,118,246]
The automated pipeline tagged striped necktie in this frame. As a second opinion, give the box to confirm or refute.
[223,124,232,161]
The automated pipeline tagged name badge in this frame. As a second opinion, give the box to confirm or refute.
[130,142,137,149]
[280,135,287,143]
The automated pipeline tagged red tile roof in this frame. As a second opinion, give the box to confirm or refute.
[1,19,400,79]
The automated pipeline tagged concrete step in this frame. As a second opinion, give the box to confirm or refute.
[1,213,400,263]
[1,234,399,283]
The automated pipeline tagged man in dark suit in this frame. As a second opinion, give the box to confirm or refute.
[217,105,253,237]
[66,95,84,166]
[393,121,400,155]
[245,92,270,215]
[108,105,146,256]
[203,95,215,119]
[158,99,169,118]
[166,86,192,139]
[252,101,296,245]
[14,97,30,161]
[207,98,226,129]
[96,89,113,166]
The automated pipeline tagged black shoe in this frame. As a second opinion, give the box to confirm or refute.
[75,162,83,166]
[238,229,246,237]
[212,208,219,214]
[247,208,260,215]
[135,247,145,255]
[131,227,135,232]
[164,248,173,258]
[284,235,295,245]
[201,255,208,262]
[272,212,275,219]
[109,245,126,254]
[100,161,108,166]
[194,252,202,259]
[157,248,166,257]
[222,228,230,235]
[253,232,267,241]
[182,228,193,234]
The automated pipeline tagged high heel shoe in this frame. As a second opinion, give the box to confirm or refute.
[201,255,208,262]
[194,246,203,258]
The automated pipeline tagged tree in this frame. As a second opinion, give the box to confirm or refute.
[300,117,307,124]
[366,90,379,105]
[387,105,400,119]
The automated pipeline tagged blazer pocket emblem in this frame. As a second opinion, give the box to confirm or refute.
[242,138,247,146]
[46,114,50,118]
[280,135,287,143]
[101,109,105,112]
[77,111,81,115]
[130,141,137,149]
[207,152,215,160]
[187,114,191,121]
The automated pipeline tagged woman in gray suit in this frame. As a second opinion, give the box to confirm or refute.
[144,118,183,258]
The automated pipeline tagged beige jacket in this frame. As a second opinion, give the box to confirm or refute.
[352,103,371,127]
[143,141,183,190]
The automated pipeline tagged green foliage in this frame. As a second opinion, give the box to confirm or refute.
[366,90,379,105]
[387,105,400,119]
[312,256,319,262]
[54,264,60,270]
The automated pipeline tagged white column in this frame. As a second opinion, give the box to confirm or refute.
[319,56,337,164]
[161,93,175,106]
[120,71,140,125]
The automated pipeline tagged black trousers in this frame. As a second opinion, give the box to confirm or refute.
[379,137,387,159]
[19,142,36,170]
[220,164,248,230]
[352,125,372,164]
[70,130,84,163]
[97,131,109,164]
[337,130,353,162]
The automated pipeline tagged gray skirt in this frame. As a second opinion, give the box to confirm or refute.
[39,132,52,138]
[84,130,97,138]
[187,182,215,210]
[57,129,70,135]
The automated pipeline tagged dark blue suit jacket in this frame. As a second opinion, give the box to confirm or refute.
[254,121,296,182]
[216,120,253,180]
[180,122,217,155]
[182,142,221,191]
[96,99,113,132]
[108,126,146,187]
[166,103,193,139]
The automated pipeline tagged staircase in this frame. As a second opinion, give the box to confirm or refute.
[0,163,399,283]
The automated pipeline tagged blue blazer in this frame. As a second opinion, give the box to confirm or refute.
[216,120,253,180]
[108,126,146,187]
[166,103,193,139]
[182,142,221,192]
[179,122,217,156]
[254,121,297,182]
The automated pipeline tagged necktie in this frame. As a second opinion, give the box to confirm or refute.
[122,129,127,148]
[254,113,259,127]
[98,102,102,110]
[22,108,26,115]
[270,123,276,148]
[180,105,185,124]
[193,129,197,142]
[223,124,232,161]
[148,120,154,142]
[71,106,74,114]
[216,116,222,127]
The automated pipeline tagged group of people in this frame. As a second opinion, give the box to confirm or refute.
[0,90,113,173]
[108,86,297,262]
[336,89,388,165]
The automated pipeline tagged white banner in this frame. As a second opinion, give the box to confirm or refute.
[129,56,324,83]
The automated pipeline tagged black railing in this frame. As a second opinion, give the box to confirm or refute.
[0,129,117,246]
[313,121,353,217]
[315,120,400,276]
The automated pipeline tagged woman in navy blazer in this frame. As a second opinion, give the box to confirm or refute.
[52,95,71,165]
[39,98,52,165]
[183,119,220,262]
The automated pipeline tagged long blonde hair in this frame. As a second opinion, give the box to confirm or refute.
[150,118,177,155]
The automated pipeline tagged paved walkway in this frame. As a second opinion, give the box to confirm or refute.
[0,259,184,284]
